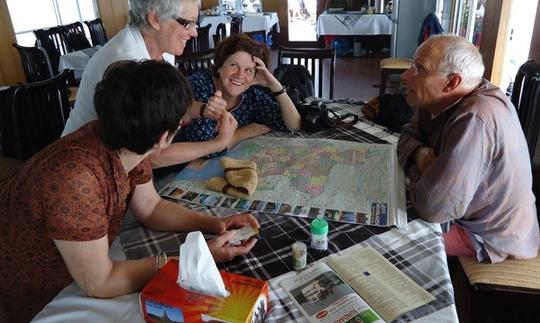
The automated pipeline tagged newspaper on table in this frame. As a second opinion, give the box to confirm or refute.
[280,246,435,323]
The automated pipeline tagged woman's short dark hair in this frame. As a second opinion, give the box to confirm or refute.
[213,34,270,77]
[94,60,193,154]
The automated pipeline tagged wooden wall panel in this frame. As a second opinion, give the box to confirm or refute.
[96,0,129,39]
[0,0,24,85]
[478,0,512,85]
[530,2,540,62]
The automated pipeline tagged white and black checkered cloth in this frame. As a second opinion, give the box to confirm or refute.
[119,102,456,322]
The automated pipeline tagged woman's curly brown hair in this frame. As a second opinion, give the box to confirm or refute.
[213,34,270,77]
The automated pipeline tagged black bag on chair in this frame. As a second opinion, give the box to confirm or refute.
[273,64,314,103]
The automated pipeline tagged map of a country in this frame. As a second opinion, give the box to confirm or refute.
[172,137,394,216]
[239,141,371,198]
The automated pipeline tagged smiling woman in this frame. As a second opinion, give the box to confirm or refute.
[174,34,302,158]
[61,0,201,137]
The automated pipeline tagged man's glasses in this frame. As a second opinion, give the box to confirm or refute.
[175,17,198,30]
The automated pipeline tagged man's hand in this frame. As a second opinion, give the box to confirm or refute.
[415,146,437,173]
[203,90,228,119]
[214,111,238,149]
[207,230,257,263]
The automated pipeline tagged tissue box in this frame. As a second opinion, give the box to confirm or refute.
[140,260,268,323]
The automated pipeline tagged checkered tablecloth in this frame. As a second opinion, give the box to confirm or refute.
[119,101,456,322]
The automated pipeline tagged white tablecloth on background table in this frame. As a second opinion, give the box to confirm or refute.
[316,13,392,36]
[200,12,280,48]
[199,15,231,48]
[58,46,101,79]
[243,12,280,34]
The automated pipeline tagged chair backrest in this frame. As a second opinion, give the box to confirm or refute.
[511,60,540,213]
[176,50,215,77]
[84,18,108,46]
[213,23,227,47]
[245,30,267,45]
[34,26,69,73]
[511,60,540,158]
[185,24,212,55]
[10,70,71,160]
[230,16,243,35]
[278,47,336,99]
[61,22,92,52]
[12,43,54,83]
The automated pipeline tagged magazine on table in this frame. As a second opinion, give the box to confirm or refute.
[280,246,435,323]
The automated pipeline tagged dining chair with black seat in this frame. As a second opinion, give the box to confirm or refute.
[175,49,215,77]
[184,24,212,55]
[245,30,267,45]
[12,43,54,83]
[34,26,69,73]
[457,60,540,323]
[277,47,336,99]
[213,22,227,47]
[230,16,243,35]
[84,18,108,46]
[61,21,92,52]
[9,70,72,161]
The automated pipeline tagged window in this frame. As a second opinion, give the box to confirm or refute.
[7,0,98,46]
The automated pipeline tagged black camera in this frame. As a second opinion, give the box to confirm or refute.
[299,100,329,132]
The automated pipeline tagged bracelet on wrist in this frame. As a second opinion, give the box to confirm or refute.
[271,86,287,97]
[199,103,207,118]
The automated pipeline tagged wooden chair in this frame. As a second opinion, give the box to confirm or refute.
[34,26,69,73]
[245,30,267,45]
[457,60,540,323]
[176,50,215,77]
[61,22,92,52]
[12,43,54,83]
[278,47,336,99]
[10,70,72,160]
[213,22,227,47]
[185,24,212,55]
[230,16,243,35]
[84,18,108,46]
[378,58,409,96]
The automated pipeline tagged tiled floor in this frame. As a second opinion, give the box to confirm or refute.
[269,50,387,101]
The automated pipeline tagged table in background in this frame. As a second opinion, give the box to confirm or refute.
[58,45,101,79]
[316,13,393,36]
[199,12,280,48]
[33,101,458,322]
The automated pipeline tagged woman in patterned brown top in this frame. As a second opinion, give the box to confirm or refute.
[0,60,259,322]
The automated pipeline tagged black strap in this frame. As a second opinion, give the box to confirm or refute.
[328,110,358,128]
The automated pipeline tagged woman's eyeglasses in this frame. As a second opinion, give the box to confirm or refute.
[175,17,198,30]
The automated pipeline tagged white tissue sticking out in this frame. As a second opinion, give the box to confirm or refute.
[177,231,230,297]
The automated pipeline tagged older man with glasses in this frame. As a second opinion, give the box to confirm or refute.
[398,35,539,264]
[63,0,237,168]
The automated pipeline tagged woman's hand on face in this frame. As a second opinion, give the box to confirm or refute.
[207,230,257,263]
[252,56,281,91]
[204,90,228,120]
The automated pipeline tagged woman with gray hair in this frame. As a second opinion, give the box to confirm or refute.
[62,0,236,167]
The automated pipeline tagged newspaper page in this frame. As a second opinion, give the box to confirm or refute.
[326,246,436,322]
[280,262,385,323]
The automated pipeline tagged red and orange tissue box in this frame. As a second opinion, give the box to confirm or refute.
[140,260,269,323]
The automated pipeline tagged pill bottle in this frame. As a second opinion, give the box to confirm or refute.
[291,241,307,270]
[310,218,328,251]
